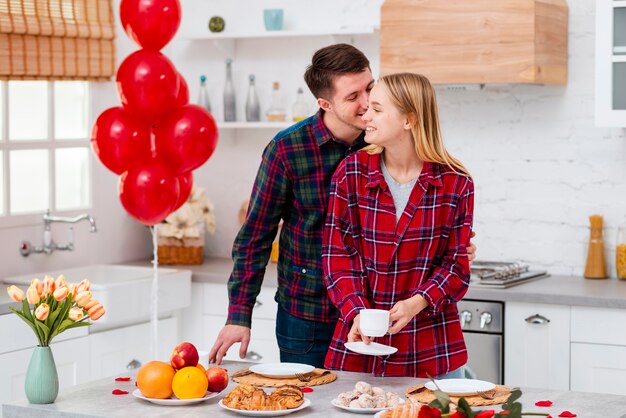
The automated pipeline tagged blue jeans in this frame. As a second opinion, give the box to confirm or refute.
[275,307,336,368]
[437,366,465,379]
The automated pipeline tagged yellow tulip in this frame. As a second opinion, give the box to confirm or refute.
[54,274,67,290]
[43,275,56,297]
[7,285,24,302]
[76,279,91,294]
[68,307,84,321]
[53,286,69,302]
[30,278,44,296]
[88,303,105,321]
[26,286,40,304]
[84,299,100,310]
[75,291,91,307]
[35,303,50,321]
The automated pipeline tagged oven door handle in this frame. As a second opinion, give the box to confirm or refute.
[525,314,550,324]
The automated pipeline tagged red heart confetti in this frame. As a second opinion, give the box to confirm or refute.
[112,389,129,395]
[301,387,314,393]
[535,400,553,407]
[115,377,131,382]
[559,412,576,417]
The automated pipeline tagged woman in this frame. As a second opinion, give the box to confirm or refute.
[322,73,474,378]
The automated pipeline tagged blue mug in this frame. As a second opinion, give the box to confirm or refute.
[263,9,284,31]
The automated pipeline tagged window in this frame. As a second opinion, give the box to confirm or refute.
[0,80,91,223]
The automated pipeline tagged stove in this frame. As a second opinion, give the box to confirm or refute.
[470,261,549,288]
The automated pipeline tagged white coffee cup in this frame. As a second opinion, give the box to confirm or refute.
[359,309,390,337]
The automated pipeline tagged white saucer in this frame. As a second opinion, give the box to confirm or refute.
[344,341,398,356]
[248,363,315,379]
[424,378,496,396]
[331,398,404,414]
[132,389,219,405]
[218,398,311,416]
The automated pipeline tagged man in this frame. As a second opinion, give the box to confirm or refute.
[209,44,475,367]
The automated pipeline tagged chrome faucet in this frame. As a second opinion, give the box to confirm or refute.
[20,210,97,257]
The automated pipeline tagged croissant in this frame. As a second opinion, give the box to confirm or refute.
[268,385,304,409]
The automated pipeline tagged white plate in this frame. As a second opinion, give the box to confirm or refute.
[344,341,398,356]
[331,398,404,414]
[218,398,311,416]
[132,389,219,406]
[248,363,315,379]
[424,379,496,396]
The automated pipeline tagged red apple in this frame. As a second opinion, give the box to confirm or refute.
[206,366,229,393]
[170,342,199,370]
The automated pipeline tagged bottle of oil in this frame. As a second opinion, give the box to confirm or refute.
[584,214,608,279]
[266,81,286,122]
[291,87,309,121]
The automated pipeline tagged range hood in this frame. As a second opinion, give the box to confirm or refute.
[380,0,568,85]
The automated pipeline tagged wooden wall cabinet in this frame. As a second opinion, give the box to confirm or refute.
[380,0,568,84]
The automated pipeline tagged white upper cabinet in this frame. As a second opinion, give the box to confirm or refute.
[595,1,626,126]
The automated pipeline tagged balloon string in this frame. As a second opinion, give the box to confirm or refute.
[150,224,159,360]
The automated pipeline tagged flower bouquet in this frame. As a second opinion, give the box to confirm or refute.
[7,275,105,346]
[6,275,106,404]
[157,186,216,265]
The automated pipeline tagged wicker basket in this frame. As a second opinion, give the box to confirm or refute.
[157,236,204,265]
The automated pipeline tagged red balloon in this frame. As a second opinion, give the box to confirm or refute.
[118,159,180,226]
[154,104,218,175]
[91,107,152,175]
[173,171,193,211]
[120,0,181,51]
[116,50,180,123]
[174,74,189,108]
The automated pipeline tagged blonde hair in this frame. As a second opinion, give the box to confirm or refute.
[364,73,470,176]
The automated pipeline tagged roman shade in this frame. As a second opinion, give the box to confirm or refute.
[0,0,116,80]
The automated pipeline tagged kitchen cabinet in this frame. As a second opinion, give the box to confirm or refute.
[595,0,626,126]
[504,302,570,390]
[88,318,178,380]
[183,282,280,363]
[380,0,568,84]
[0,337,89,405]
[570,306,626,395]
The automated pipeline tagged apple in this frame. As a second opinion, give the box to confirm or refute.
[206,366,229,392]
[170,342,199,370]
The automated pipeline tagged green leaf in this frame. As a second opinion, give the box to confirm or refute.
[456,397,475,418]
[35,320,51,346]
[9,307,43,345]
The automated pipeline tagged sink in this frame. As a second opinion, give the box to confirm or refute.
[3,264,191,331]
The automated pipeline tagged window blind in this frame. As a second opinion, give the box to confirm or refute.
[0,0,116,80]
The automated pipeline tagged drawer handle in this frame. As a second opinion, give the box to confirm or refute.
[254,300,263,308]
[126,359,142,370]
[245,351,263,361]
[525,314,550,325]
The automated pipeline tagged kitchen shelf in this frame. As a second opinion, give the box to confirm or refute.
[181,26,376,41]
[217,121,293,129]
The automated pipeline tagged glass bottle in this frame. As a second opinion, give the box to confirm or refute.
[198,75,211,112]
[617,224,626,279]
[291,87,309,121]
[266,81,286,122]
[584,214,608,279]
[245,74,261,122]
[223,58,237,122]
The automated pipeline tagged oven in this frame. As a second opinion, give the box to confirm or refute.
[457,299,503,384]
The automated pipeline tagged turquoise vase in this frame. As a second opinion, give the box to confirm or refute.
[25,346,59,404]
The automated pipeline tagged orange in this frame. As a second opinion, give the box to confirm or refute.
[137,361,176,399]
[172,366,208,399]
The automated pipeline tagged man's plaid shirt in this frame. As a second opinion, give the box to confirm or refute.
[227,110,366,327]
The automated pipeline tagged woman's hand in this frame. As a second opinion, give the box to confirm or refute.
[348,314,372,345]
[388,295,428,334]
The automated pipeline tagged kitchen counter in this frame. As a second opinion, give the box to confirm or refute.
[156,257,626,309]
[3,360,626,418]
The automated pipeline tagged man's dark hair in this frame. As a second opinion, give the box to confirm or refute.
[304,43,370,100]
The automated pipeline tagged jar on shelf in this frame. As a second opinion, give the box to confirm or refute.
[617,224,626,279]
